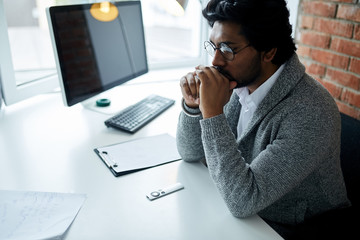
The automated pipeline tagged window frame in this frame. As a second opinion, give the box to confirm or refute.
[0,0,209,106]
[0,0,59,105]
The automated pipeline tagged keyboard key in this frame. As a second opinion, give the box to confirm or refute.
[104,95,175,133]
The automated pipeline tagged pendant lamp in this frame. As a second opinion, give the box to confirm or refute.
[90,1,119,22]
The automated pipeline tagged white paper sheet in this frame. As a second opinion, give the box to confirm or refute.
[0,190,86,240]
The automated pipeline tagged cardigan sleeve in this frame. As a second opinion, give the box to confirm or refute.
[200,101,342,219]
[176,108,205,162]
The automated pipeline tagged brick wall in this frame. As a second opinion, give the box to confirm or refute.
[296,0,360,120]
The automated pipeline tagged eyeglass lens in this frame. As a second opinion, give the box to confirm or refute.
[204,41,234,60]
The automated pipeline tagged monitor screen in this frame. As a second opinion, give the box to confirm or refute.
[47,1,148,106]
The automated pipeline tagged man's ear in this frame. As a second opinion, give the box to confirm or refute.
[262,48,277,62]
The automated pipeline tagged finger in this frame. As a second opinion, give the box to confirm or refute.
[195,74,201,99]
[188,72,199,99]
[229,80,237,90]
[212,66,237,84]
[180,75,192,100]
[196,66,217,82]
[210,66,230,83]
[180,73,197,100]
[195,65,204,70]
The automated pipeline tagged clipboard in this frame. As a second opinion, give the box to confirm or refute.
[94,134,181,177]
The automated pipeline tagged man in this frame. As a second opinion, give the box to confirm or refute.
[176,0,350,238]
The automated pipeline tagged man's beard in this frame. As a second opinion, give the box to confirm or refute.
[214,66,259,89]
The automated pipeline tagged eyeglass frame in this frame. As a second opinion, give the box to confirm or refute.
[204,40,250,61]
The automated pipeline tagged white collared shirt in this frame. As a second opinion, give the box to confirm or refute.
[234,64,285,138]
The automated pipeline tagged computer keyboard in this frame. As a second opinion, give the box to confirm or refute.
[104,94,175,133]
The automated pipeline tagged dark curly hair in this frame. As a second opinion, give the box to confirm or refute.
[202,0,296,65]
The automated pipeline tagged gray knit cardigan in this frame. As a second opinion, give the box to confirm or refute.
[176,53,350,225]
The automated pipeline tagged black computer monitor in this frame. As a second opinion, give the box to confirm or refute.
[47,1,148,107]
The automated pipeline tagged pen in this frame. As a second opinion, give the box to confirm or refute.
[101,151,118,168]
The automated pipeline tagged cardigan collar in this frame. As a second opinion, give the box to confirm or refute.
[239,53,306,138]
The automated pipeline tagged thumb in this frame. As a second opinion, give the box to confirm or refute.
[229,81,238,90]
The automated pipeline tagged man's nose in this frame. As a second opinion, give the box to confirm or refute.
[211,49,226,67]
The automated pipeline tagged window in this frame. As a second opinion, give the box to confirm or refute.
[286,0,299,38]
[0,0,208,105]
[142,0,206,68]
[0,0,58,105]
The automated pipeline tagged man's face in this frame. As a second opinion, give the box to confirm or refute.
[209,21,262,90]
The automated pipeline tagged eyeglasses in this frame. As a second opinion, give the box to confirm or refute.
[204,40,250,61]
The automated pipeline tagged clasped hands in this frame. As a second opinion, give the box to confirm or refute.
[180,65,237,119]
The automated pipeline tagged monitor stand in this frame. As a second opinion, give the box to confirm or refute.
[81,96,129,115]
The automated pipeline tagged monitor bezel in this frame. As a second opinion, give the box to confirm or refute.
[46,0,148,107]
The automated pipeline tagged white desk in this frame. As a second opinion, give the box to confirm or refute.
[0,78,282,239]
